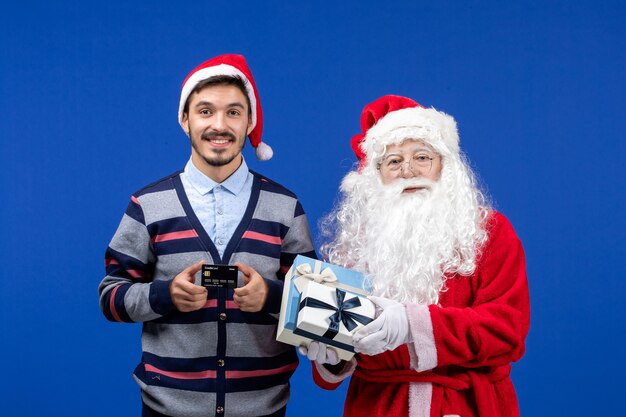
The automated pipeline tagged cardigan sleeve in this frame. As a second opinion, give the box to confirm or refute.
[263,199,316,314]
[98,196,174,323]
[406,212,530,371]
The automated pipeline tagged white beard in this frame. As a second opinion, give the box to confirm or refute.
[321,158,488,305]
[359,178,451,304]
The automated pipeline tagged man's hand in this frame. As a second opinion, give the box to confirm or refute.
[352,295,411,355]
[170,261,207,312]
[233,262,268,312]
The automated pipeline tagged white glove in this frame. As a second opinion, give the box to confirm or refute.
[298,341,341,365]
[352,295,411,355]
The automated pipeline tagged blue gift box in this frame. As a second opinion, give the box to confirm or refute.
[276,255,373,360]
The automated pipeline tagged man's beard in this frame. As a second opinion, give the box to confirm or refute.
[191,130,244,167]
[321,163,488,305]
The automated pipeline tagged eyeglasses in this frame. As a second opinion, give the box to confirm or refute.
[377,152,436,175]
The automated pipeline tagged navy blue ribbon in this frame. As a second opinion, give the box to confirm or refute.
[298,288,373,340]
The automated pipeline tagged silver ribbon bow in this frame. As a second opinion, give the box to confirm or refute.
[295,263,338,283]
[292,261,367,295]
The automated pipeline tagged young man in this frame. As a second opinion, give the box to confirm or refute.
[306,95,530,417]
[99,54,316,417]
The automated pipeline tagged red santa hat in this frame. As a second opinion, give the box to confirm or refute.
[351,95,459,169]
[178,54,273,161]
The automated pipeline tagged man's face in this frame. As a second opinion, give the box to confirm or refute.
[181,84,252,169]
[377,139,442,188]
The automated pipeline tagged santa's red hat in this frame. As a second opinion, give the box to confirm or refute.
[178,54,273,161]
[351,95,459,169]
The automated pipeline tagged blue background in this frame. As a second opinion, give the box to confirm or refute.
[1,1,624,415]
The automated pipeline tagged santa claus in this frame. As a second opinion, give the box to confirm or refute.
[303,95,530,417]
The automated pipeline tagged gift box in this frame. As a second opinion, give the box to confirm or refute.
[276,255,375,361]
[296,280,375,352]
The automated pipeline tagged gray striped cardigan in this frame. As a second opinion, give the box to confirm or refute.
[99,169,316,417]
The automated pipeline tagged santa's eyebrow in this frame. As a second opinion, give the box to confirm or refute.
[381,152,402,160]
[407,144,437,153]
[383,147,435,158]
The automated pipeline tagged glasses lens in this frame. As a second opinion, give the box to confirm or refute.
[410,154,433,173]
[380,153,435,174]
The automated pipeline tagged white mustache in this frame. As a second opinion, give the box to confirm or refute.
[385,178,438,195]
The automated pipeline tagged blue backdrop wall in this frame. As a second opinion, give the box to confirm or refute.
[1,1,624,415]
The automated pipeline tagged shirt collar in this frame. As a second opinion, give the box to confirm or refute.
[184,157,250,196]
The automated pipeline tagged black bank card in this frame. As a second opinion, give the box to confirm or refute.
[201,264,239,289]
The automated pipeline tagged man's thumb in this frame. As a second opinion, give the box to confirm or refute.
[185,260,205,279]
[234,262,252,285]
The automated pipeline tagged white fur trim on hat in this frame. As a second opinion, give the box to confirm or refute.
[362,107,459,159]
[178,64,257,130]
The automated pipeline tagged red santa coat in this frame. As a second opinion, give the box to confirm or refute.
[313,212,530,417]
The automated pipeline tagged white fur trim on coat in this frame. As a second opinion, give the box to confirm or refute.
[409,383,433,417]
[405,303,438,372]
[313,358,356,384]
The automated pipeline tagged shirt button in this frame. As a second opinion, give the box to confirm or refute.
[219,313,227,321]
[216,406,224,414]
[217,209,223,215]
[217,239,223,245]
[218,359,225,367]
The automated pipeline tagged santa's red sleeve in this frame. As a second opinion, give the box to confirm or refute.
[405,212,530,371]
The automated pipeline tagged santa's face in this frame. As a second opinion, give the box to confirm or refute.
[322,133,486,305]
[377,139,442,187]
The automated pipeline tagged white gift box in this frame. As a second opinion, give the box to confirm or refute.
[295,280,375,352]
[276,255,374,361]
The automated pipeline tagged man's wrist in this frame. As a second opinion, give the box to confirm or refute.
[150,278,175,315]
[261,278,283,313]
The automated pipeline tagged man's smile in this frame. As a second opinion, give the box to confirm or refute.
[202,132,237,147]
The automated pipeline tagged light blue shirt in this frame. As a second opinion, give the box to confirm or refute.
[180,158,253,257]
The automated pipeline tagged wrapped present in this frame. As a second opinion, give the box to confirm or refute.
[295,280,375,352]
[276,255,374,361]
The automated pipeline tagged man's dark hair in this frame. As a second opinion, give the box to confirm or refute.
[183,75,251,117]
